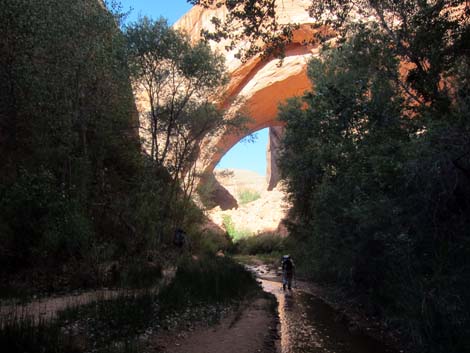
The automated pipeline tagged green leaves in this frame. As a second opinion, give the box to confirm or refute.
[188,0,299,61]
[125,17,239,207]
[0,0,145,270]
[278,6,470,352]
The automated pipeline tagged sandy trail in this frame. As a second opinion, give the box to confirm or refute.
[150,297,278,353]
[0,268,176,324]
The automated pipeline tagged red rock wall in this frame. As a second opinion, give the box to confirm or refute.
[173,1,326,181]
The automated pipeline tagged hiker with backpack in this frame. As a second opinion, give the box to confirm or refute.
[281,255,295,290]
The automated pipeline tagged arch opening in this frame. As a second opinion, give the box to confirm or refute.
[216,128,269,177]
[202,125,288,237]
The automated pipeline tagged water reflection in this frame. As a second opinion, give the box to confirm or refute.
[261,279,396,353]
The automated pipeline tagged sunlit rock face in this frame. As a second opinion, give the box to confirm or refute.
[174,0,325,175]
[208,169,290,235]
[173,2,318,231]
[267,126,285,191]
[171,2,318,232]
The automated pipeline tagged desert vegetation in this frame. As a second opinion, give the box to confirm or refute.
[0,256,261,353]
[238,189,261,205]
[0,0,247,297]
[221,214,253,241]
[2,0,469,352]
[0,1,264,350]
[276,3,470,352]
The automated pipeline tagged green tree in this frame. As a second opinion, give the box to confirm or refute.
[193,0,468,104]
[279,22,470,353]
[0,0,142,273]
[280,24,406,278]
[187,0,298,61]
[125,17,246,206]
[195,2,470,350]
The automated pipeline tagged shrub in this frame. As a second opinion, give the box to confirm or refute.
[238,189,261,205]
[235,232,286,255]
[0,170,92,270]
[221,214,252,241]
[191,230,233,255]
[196,173,218,209]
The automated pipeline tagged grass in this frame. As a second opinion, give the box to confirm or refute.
[59,292,159,344]
[0,286,33,302]
[159,256,260,311]
[238,189,261,205]
[0,293,156,353]
[118,261,162,289]
[0,255,261,353]
[0,316,81,353]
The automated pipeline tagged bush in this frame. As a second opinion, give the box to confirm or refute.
[235,232,286,255]
[238,189,261,205]
[196,173,219,209]
[191,230,233,255]
[0,170,92,270]
[221,214,252,241]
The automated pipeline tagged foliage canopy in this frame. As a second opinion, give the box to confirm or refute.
[275,2,469,352]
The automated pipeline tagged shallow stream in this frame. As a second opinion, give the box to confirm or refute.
[250,265,396,353]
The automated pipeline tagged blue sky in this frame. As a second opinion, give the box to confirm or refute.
[217,129,269,176]
[119,0,269,175]
[119,0,192,24]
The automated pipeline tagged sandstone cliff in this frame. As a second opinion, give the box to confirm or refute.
[174,1,329,176]
[172,2,322,226]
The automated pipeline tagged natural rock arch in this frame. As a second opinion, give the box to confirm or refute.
[174,1,330,187]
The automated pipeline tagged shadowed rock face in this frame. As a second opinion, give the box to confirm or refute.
[211,177,239,211]
[174,1,330,178]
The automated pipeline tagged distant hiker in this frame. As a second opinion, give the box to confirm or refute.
[281,255,295,290]
[173,228,186,248]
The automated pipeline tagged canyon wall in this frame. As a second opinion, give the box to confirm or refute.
[174,1,326,177]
